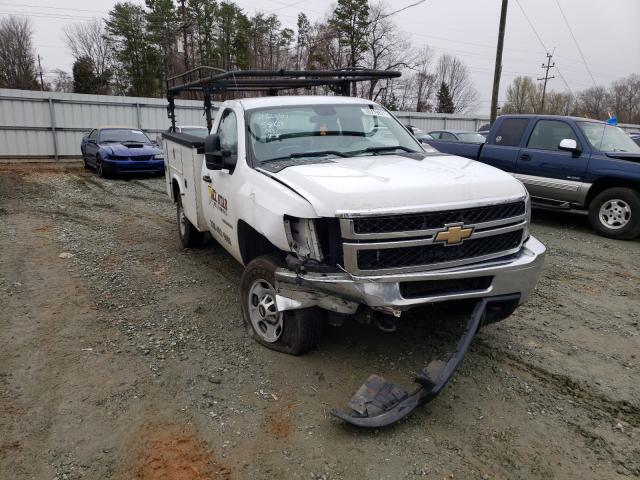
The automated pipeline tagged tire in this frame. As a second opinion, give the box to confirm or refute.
[588,187,640,240]
[240,255,323,355]
[176,195,204,248]
[96,155,107,178]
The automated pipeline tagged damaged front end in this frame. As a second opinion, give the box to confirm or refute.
[276,215,545,427]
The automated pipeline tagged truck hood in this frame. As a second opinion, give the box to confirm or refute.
[271,154,526,217]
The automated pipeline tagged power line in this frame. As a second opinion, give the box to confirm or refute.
[513,0,575,99]
[553,0,597,87]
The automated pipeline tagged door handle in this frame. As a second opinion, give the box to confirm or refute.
[519,154,530,161]
[202,174,212,183]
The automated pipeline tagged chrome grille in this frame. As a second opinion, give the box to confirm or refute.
[340,199,528,275]
[357,230,523,271]
[352,201,525,235]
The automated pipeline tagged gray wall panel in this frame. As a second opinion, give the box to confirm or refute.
[1,89,638,159]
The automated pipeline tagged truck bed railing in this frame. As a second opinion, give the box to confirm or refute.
[166,67,401,131]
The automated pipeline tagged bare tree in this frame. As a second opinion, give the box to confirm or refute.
[502,76,540,114]
[544,91,574,116]
[411,46,436,111]
[361,1,417,100]
[63,20,113,94]
[575,86,609,120]
[609,74,640,124]
[50,69,74,92]
[0,16,39,90]
[435,54,478,113]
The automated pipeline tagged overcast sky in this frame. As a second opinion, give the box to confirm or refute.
[2,0,639,115]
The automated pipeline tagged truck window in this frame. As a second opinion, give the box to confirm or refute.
[246,104,422,164]
[494,118,529,147]
[440,132,457,141]
[527,120,577,151]
[577,122,640,153]
[217,109,238,156]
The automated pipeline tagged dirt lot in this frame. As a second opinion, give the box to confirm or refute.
[1,162,639,480]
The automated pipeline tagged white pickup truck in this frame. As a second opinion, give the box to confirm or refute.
[163,95,546,425]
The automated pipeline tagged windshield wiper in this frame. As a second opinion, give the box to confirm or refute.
[348,145,418,155]
[261,150,348,163]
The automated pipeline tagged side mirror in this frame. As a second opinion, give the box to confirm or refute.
[205,134,223,170]
[558,138,580,154]
[406,125,415,135]
[204,134,237,172]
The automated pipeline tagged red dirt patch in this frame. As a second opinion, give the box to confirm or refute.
[264,402,296,440]
[32,225,52,233]
[124,424,231,480]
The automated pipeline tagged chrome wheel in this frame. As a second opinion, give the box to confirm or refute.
[599,199,631,230]
[248,279,282,343]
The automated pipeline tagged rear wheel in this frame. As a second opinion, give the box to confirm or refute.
[177,195,204,248]
[588,187,640,240]
[240,255,323,355]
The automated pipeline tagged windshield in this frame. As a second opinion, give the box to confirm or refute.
[100,129,151,144]
[247,104,423,164]
[181,127,208,138]
[577,122,640,153]
[457,132,487,144]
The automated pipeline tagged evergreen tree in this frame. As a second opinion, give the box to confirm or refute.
[145,0,180,81]
[330,0,369,94]
[295,13,310,69]
[436,81,455,113]
[106,2,159,96]
[72,56,100,93]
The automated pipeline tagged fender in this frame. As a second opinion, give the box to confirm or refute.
[170,173,184,202]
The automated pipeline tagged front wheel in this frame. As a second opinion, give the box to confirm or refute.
[177,195,204,248]
[588,187,640,240]
[240,255,323,355]
[96,155,107,178]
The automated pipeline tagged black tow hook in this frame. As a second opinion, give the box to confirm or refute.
[330,300,487,428]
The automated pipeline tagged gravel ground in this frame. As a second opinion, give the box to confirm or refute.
[1,162,639,480]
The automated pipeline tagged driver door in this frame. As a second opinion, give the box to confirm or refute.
[84,129,99,165]
[515,119,589,203]
[201,108,242,258]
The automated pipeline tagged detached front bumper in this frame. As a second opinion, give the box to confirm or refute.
[275,235,546,315]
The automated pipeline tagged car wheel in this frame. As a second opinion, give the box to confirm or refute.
[83,157,90,170]
[240,255,323,355]
[176,195,204,248]
[588,187,640,240]
[96,155,106,177]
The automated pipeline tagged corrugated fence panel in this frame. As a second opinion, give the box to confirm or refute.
[2,89,638,159]
[0,89,208,158]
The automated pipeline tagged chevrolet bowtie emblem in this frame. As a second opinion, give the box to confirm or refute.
[434,224,474,246]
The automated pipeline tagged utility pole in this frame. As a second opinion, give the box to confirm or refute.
[37,55,45,91]
[538,52,555,113]
[490,0,508,125]
[179,0,189,71]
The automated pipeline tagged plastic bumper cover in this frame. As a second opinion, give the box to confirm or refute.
[103,159,165,173]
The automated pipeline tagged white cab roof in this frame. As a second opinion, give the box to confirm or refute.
[236,95,378,110]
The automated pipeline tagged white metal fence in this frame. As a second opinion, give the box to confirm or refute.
[1,89,638,160]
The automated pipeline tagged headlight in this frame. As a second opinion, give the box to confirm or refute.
[154,154,164,160]
[283,216,322,261]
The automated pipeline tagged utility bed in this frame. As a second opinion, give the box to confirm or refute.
[162,131,208,232]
